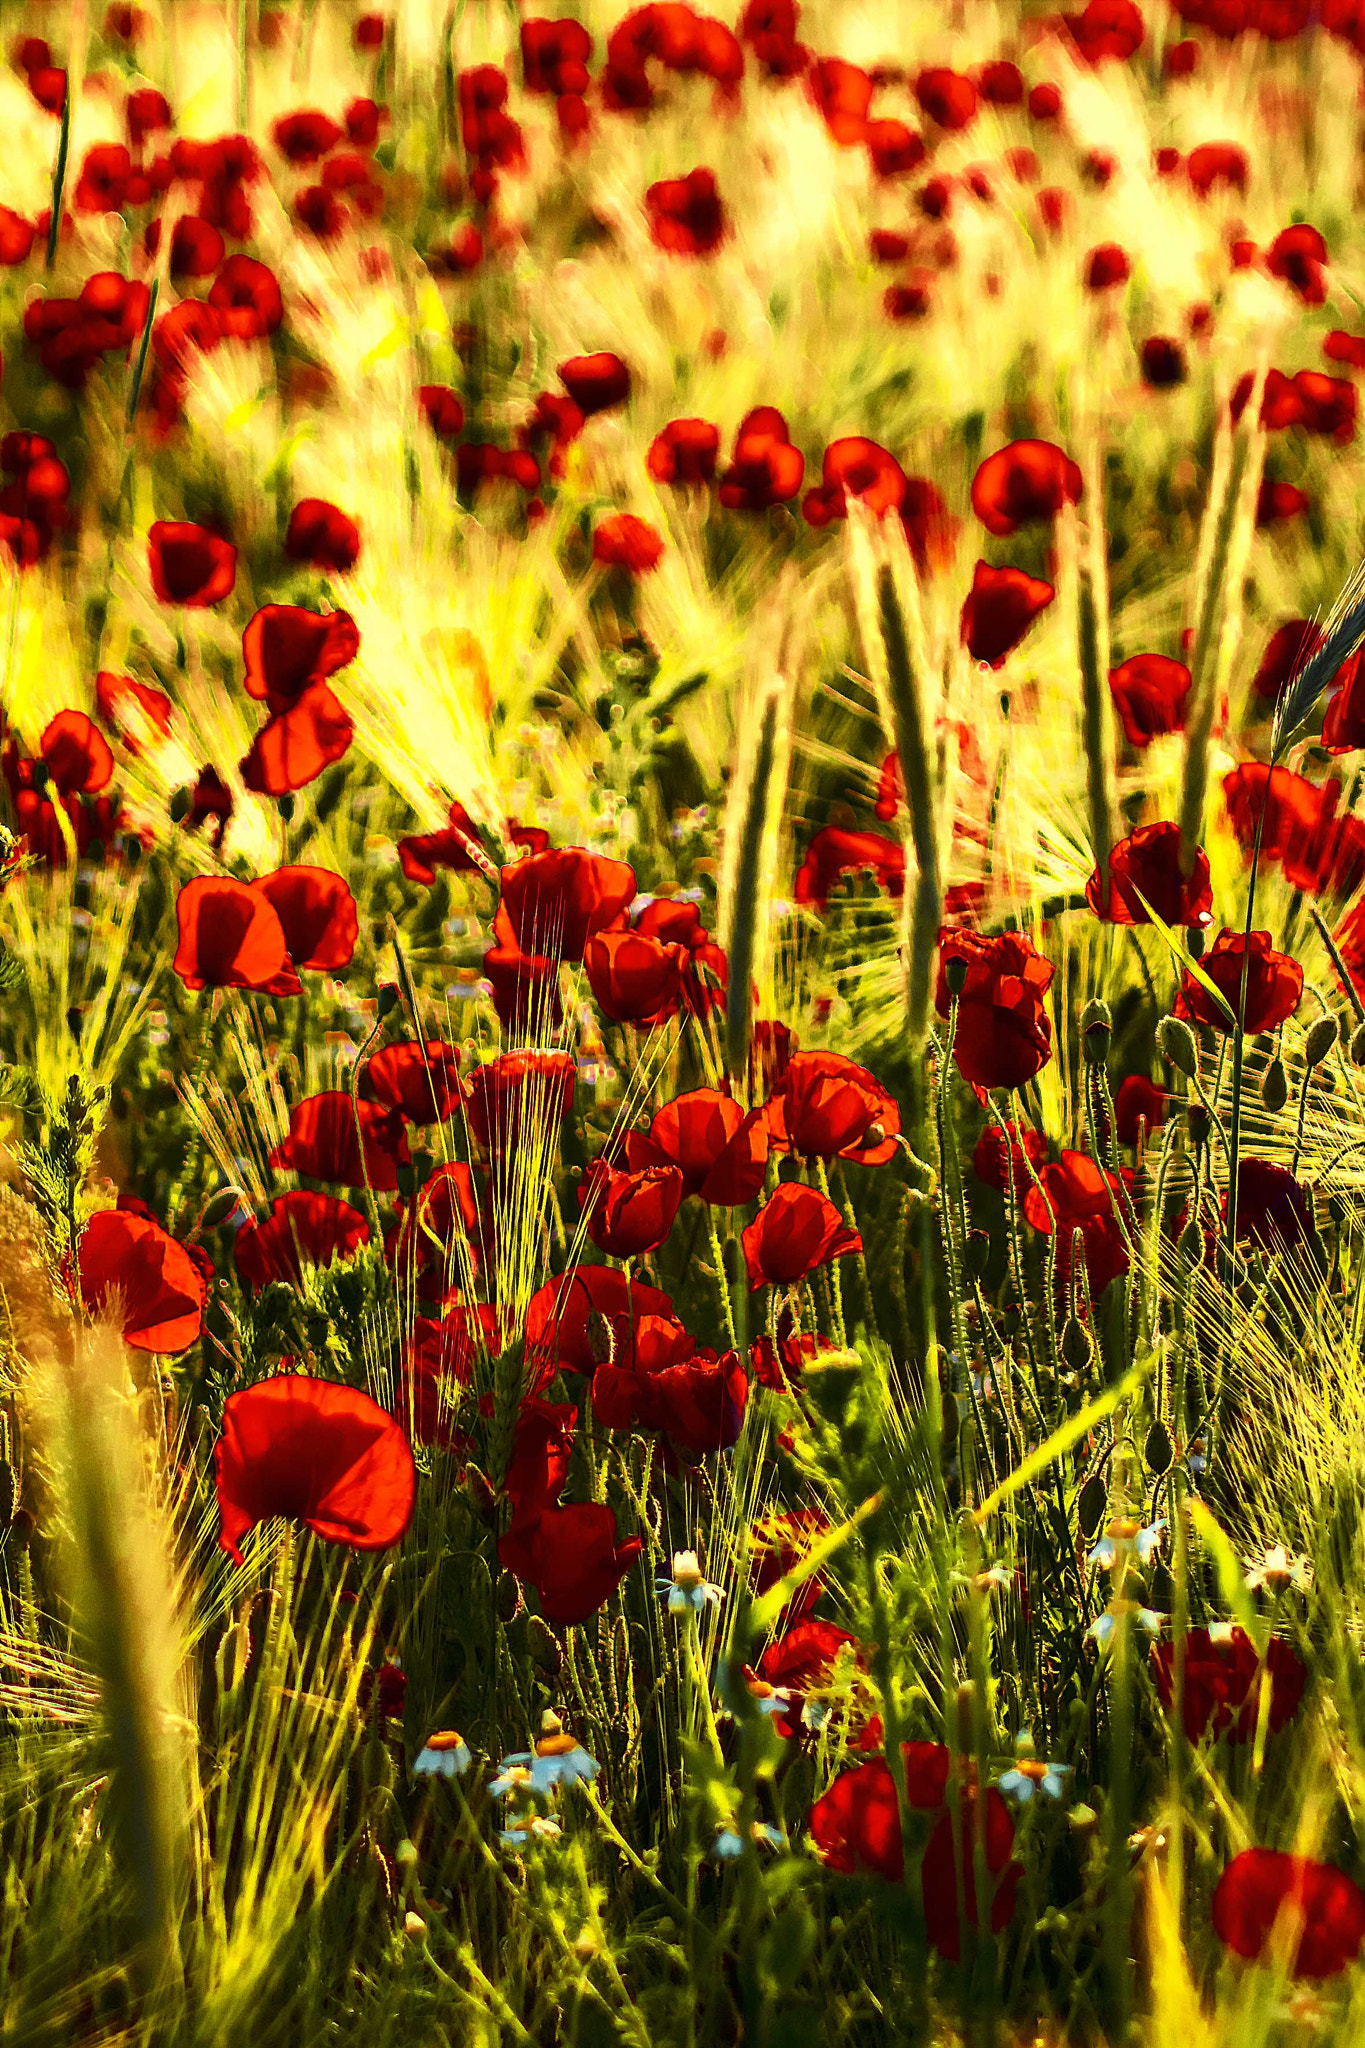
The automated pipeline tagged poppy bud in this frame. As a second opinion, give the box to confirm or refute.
[169,785,191,822]
[465,1463,497,1523]
[1159,1016,1199,1079]
[944,954,968,997]
[863,1121,885,1148]
[1077,1470,1107,1541]
[403,1912,427,1945]
[200,1186,245,1229]
[1060,1317,1093,1372]
[1304,1016,1337,1068]
[1260,1058,1288,1112]
[495,1569,523,1623]
[528,1614,562,1675]
[377,982,400,1018]
[1145,1418,1173,1476]
[277,793,296,823]
[1081,998,1112,1064]
[1178,1215,1205,1266]
[1353,1023,1365,1067]
[965,1229,991,1277]
[1186,1102,1210,1148]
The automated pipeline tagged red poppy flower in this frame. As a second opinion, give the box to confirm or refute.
[1024,1150,1131,1295]
[498,1499,642,1625]
[645,167,727,255]
[419,384,466,440]
[270,1093,410,1191]
[583,928,686,1023]
[741,1182,862,1290]
[206,253,283,338]
[355,13,386,47]
[36,710,114,797]
[345,96,383,147]
[914,66,978,130]
[578,1159,683,1258]
[1086,822,1213,926]
[272,109,342,163]
[501,1397,578,1519]
[1325,330,1365,369]
[95,670,173,755]
[1108,654,1192,747]
[364,1041,462,1124]
[599,1337,749,1456]
[1227,1157,1316,1254]
[960,561,1055,667]
[936,929,1055,1092]
[809,1758,903,1878]
[1323,651,1365,751]
[794,826,905,910]
[592,513,665,572]
[396,801,484,884]
[1252,620,1324,703]
[464,1049,576,1158]
[522,16,594,92]
[173,876,291,992]
[235,1191,371,1289]
[1066,0,1146,59]
[148,520,236,607]
[215,1376,415,1564]
[1152,1626,1304,1745]
[255,865,358,980]
[557,351,631,417]
[972,1119,1047,1191]
[0,206,35,265]
[970,441,1082,536]
[182,766,233,846]
[1256,478,1312,528]
[285,498,361,572]
[625,1087,769,1205]
[1213,1851,1365,1978]
[1141,336,1187,388]
[807,57,873,143]
[1294,370,1357,442]
[499,846,635,963]
[1185,140,1249,196]
[765,1051,900,1165]
[1114,1074,1167,1146]
[392,1164,484,1296]
[74,142,132,213]
[977,58,1023,102]
[803,438,907,529]
[1223,764,1365,896]
[647,417,720,485]
[525,1263,678,1385]
[242,605,360,713]
[240,683,354,796]
[1173,928,1303,1034]
[757,1619,860,1737]
[483,940,562,1032]
[1266,222,1328,305]
[718,407,805,510]
[1084,242,1131,290]
[79,1207,206,1353]
[922,1793,1021,1961]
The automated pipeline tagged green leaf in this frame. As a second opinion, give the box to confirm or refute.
[1131,887,1237,1030]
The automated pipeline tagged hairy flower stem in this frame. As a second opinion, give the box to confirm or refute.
[1078,555,1117,887]
[721,673,785,1092]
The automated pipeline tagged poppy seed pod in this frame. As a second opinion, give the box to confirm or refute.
[1081,998,1112,1063]
[1158,1016,1199,1079]
[944,954,968,996]
[1260,1058,1289,1112]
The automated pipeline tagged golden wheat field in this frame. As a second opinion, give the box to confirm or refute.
[7,1,1365,2042]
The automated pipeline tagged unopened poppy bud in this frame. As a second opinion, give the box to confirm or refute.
[1178,1216,1204,1266]
[496,1569,522,1623]
[30,761,49,793]
[200,1185,245,1229]
[169,785,191,823]
[1259,1057,1288,1113]
[465,1464,497,1523]
[965,1228,991,1278]
[863,1121,885,1147]
[377,982,400,1019]
[1080,997,1112,1037]
[528,1614,562,1676]
[944,954,969,997]
[1304,1017,1337,1068]
[1186,1102,1210,1147]
[574,1928,599,1961]
[395,1838,419,1870]
[1353,1023,1365,1067]
[1061,1317,1093,1371]
[588,1310,616,1367]
[403,1911,427,1945]
[1159,1016,1199,1079]
[277,794,296,823]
